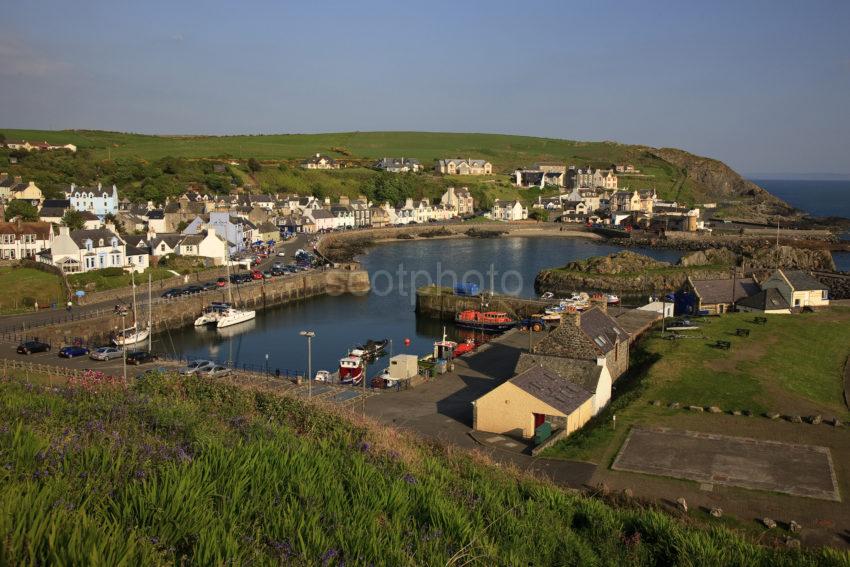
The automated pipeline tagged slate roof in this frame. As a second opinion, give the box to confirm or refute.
[257,221,278,233]
[68,229,122,249]
[690,277,759,305]
[736,288,790,311]
[509,366,593,416]
[782,270,826,291]
[39,207,67,219]
[514,353,604,394]
[126,245,149,256]
[533,306,626,359]
[375,157,421,169]
[147,210,165,220]
[0,221,52,238]
[41,199,70,209]
[310,209,334,219]
[151,234,183,249]
[78,211,100,221]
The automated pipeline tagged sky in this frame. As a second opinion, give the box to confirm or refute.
[1,0,849,176]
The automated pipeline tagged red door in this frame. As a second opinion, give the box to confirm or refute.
[533,413,545,428]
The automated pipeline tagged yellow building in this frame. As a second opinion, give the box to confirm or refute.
[760,269,829,309]
[473,366,595,440]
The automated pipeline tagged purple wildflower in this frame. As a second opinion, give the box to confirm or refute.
[403,473,416,485]
[321,548,338,566]
[359,441,371,453]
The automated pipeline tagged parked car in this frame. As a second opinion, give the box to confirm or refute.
[277,251,286,257]
[273,262,283,270]
[178,359,215,375]
[182,285,203,295]
[198,364,231,377]
[271,267,285,277]
[161,288,182,299]
[216,277,228,287]
[17,340,51,355]
[263,270,273,279]
[126,351,158,365]
[201,281,218,291]
[59,345,90,358]
[251,270,263,280]
[90,346,124,361]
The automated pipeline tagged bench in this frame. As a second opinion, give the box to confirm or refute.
[753,317,768,325]
[714,340,731,350]
[735,328,750,337]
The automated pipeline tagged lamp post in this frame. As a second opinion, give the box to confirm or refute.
[299,330,315,398]
[265,353,269,375]
[121,313,127,384]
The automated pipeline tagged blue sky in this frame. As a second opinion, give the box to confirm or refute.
[1,0,848,175]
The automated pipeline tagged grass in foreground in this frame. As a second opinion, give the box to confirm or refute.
[1,373,845,565]
[543,309,850,463]
[0,267,65,314]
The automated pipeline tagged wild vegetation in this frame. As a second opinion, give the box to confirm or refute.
[0,266,65,314]
[0,371,845,565]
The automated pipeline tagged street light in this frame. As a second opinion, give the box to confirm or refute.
[299,330,315,398]
[121,313,127,384]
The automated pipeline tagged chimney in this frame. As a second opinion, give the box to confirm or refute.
[14,175,22,184]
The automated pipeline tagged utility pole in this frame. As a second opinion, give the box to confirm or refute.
[121,313,127,383]
[299,330,314,398]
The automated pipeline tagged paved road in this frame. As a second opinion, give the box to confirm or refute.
[0,233,311,334]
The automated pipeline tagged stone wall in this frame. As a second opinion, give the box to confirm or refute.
[415,286,550,320]
[32,268,371,346]
[76,267,232,306]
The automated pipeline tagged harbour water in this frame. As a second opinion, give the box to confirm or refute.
[162,237,681,374]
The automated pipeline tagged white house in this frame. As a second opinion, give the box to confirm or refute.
[760,269,829,309]
[436,158,492,175]
[0,221,53,260]
[491,200,528,221]
[66,183,119,218]
[375,157,422,173]
[48,227,127,274]
[306,208,336,231]
[178,231,228,265]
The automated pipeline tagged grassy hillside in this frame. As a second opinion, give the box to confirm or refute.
[0,371,843,565]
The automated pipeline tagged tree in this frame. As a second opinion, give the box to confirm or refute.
[61,210,86,230]
[5,200,38,221]
[529,209,549,222]
[247,157,262,172]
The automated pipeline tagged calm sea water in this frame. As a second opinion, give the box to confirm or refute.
[161,238,681,373]
[753,179,850,270]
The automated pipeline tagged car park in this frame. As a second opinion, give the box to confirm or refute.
[198,364,231,377]
[126,351,158,365]
[90,346,124,360]
[59,345,90,358]
[251,270,264,280]
[136,367,171,379]
[182,285,204,295]
[17,340,51,354]
[178,359,215,375]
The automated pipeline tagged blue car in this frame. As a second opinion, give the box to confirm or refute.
[59,345,90,358]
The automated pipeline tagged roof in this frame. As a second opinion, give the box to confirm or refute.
[0,221,52,238]
[515,353,604,393]
[257,221,278,232]
[534,306,627,359]
[68,229,122,249]
[39,207,67,219]
[78,211,100,221]
[147,210,165,220]
[42,199,70,209]
[690,277,758,305]
[376,157,420,168]
[509,365,593,416]
[310,209,334,219]
[781,270,826,291]
[736,288,791,311]
[151,234,183,249]
[126,245,149,256]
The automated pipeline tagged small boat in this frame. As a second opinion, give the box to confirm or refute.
[433,330,457,360]
[370,368,399,389]
[455,310,516,332]
[452,338,477,356]
[540,291,554,300]
[605,294,620,305]
[216,306,256,328]
[351,338,389,359]
[314,370,331,382]
[194,302,232,326]
[113,325,151,346]
[339,354,365,385]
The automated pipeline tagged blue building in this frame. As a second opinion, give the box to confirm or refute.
[66,183,119,219]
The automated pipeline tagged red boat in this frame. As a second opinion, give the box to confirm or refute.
[454,310,516,332]
[453,338,477,356]
[339,354,365,385]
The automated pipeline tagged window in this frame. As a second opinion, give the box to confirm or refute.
[85,240,93,252]
[98,239,104,247]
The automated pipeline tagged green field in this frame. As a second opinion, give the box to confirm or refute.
[0,129,716,204]
[543,309,850,463]
[0,266,65,314]
[67,266,179,293]
[0,371,843,565]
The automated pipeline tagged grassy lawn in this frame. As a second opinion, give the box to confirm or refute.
[0,267,66,314]
[67,267,177,293]
[0,371,836,565]
[544,309,850,463]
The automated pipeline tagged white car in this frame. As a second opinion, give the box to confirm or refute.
[179,359,215,375]
[314,370,331,382]
[277,252,286,257]
[199,365,231,377]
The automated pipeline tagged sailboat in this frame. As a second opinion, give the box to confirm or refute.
[113,272,152,346]
[216,242,256,329]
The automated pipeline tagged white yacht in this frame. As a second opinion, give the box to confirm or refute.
[216,305,256,328]
[194,302,231,326]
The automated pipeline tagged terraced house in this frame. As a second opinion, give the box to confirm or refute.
[66,183,119,218]
[46,226,135,273]
[435,158,492,175]
[568,166,618,190]
[0,220,53,260]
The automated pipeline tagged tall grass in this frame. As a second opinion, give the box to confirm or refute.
[0,373,845,566]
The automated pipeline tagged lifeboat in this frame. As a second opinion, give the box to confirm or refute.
[454,310,516,332]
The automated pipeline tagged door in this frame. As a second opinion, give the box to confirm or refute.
[533,413,545,428]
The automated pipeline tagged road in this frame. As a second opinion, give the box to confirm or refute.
[0,233,311,334]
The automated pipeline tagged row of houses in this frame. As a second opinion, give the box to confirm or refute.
[2,140,77,152]
[301,154,494,176]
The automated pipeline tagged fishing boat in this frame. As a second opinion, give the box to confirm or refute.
[455,310,516,332]
[194,302,232,326]
[540,291,554,300]
[351,338,389,359]
[433,329,457,360]
[113,273,152,346]
[339,354,365,385]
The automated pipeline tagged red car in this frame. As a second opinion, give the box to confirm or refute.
[251,270,264,280]
[216,277,227,287]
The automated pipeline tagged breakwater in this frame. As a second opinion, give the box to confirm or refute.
[28,268,370,346]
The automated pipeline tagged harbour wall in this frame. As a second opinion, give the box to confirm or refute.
[28,268,371,346]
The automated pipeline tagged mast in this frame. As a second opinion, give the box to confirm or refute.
[147,272,152,351]
[131,271,138,330]
[225,241,233,304]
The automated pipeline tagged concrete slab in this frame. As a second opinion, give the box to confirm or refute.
[612,427,840,501]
